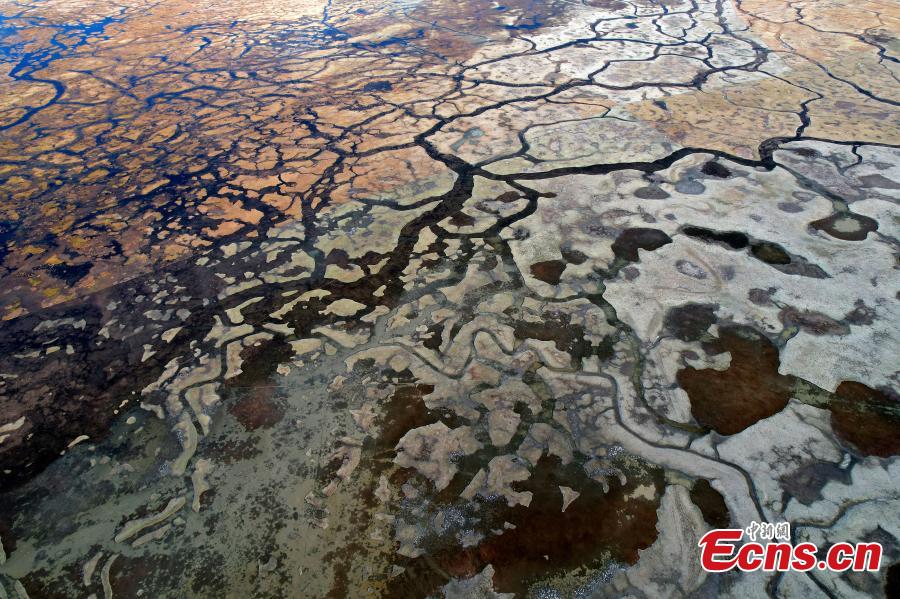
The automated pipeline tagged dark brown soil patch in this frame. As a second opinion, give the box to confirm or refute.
[513,311,612,366]
[560,247,588,265]
[885,562,900,599]
[810,212,877,241]
[829,381,900,457]
[677,326,793,435]
[386,456,664,597]
[689,479,730,528]
[481,457,662,594]
[422,323,444,351]
[611,228,672,262]
[664,303,718,342]
[495,191,522,203]
[449,212,476,227]
[227,387,285,431]
[221,334,293,432]
[529,260,566,285]
[376,383,438,451]
[779,307,849,336]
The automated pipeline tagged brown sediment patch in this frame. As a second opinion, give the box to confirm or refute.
[224,336,293,430]
[376,383,438,452]
[325,248,352,270]
[529,260,566,285]
[513,311,612,366]
[449,212,476,227]
[387,456,664,597]
[227,387,285,431]
[778,307,850,336]
[829,381,900,457]
[611,228,672,262]
[560,247,588,265]
[885,562,900,598]
[422,323,444,351]
[495,191,522,203]
[477,456,662,594]
[677,326,793,435]
[689,479,730,529]
[664,303,718,342]
[810,212,878,241]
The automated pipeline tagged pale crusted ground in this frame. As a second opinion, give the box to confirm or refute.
[0,0,898,597]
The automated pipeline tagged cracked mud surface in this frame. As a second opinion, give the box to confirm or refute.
[0,0,898,596]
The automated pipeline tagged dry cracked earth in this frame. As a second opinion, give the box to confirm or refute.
[0,0,899,596]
